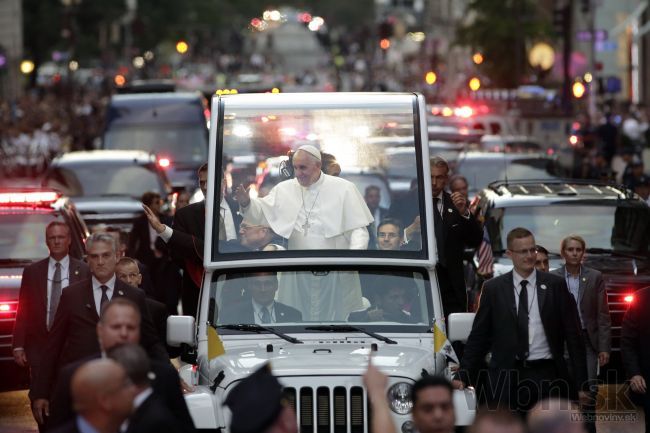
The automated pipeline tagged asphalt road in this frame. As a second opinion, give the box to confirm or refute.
[0,386,645,433]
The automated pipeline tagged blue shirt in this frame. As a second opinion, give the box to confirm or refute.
[77,416,101,433]
[565,268,584,328]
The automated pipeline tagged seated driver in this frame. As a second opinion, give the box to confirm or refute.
[220,272,302,324]
[348,285,417,323]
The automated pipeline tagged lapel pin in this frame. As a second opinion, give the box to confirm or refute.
[74,270,79,276]
[85,304,92,309]
[280,312,285,316]
[582,277,586,282]
[447,208,453,213]
[118,290,124,296]
[540,284,547,290]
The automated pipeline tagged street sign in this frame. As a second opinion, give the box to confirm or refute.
[576,29,608,42]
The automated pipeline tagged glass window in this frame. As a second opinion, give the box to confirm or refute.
[489,205,650,253]
[210,269,432,329]
[0,213,62,260]
[104,126,208,164]
[214,95,425,259]
[44,164,165,199]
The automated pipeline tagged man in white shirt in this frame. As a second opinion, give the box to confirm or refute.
[12,221,90,432]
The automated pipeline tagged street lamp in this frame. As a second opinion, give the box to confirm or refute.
[20,60,35,74]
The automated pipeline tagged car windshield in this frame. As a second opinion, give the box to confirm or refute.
[43,163,164,198]
[0,213,61,260]
[213,94,426,259]
[210,269,432,329]
[488,205,650,254]
[104,126,208,164]
[457,157,562,194]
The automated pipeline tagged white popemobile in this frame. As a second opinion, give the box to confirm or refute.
[167,93,477,432]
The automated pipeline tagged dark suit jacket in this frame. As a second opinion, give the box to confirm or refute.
[219,301,302,324]
[31,278,167,400]
[126,392,187,433]
[436,192,483,312]
[146,297,169,347]
[170,201,205,263]
[551,265,611,352]
[12,257,90,367]
[459,270,588,394]
[47,419,80,433]
[128,213,157,269]
[48,355,194,433]
[621,286,650,380]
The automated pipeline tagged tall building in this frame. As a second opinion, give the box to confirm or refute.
[0,0,23,100]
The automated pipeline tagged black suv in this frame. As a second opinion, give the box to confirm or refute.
[475,180,650,375]
[0,189,88,390]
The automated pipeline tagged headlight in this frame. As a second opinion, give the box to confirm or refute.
[387,382,413,415]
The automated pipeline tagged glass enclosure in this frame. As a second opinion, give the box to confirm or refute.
[210,269,432,330]
[212,94,427,260]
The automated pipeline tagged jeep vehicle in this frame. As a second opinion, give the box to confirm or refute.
[475,180,650,374]
[0,189,88,390]
[167,93,477,432]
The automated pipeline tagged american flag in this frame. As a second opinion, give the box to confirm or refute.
[476,226,494,276]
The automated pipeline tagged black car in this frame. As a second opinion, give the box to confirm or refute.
[475,180,650,376]
[41,150,173,232]
[0,189,88,390]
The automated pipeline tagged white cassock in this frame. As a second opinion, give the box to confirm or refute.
[240,173,374,320]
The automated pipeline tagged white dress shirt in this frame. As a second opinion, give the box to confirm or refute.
[513,269,552,360]
[47,255,70,326]
[252,300,276,324]
[91,275,116,315]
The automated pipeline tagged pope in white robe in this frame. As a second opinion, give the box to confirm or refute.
[234,145,374,320]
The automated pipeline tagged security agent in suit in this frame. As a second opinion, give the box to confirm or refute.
[47,298,194,432]
[31,233,167,427]
[47,359,135,433]
[220,272,302,324]
[456,227,588,416]
[552,235,611,433]
[12,221,90,431]
[109,344,188,433]
[144,164,238,317]
[365,185,389,248]
[405,157,482,315]
[621,286,650,433]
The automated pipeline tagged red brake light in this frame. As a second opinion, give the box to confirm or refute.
[546,148,555,155]
[0,301,17,314]
[158,157,171,169]
[0,191,60,207]
[624,295,634,304]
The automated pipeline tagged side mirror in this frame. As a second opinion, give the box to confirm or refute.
[167,315,196,347]
[448,313,475,343]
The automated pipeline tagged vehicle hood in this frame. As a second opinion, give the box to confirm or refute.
[209,338,434,382]
[492,254,650,278]
[71,196,143,214]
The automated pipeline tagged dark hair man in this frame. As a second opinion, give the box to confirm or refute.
[457,227,588,416]
[535,245,550,273]
[376,218,404,251]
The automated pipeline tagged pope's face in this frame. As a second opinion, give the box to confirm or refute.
[293,151,322,187]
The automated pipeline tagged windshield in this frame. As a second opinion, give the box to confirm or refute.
[43,163,165,198]
[213,94,426,260]
[104,126,208,164]
[488,205,650,254]
[210,269,432,329]
[457,157,562,194]
[0,213,61,260]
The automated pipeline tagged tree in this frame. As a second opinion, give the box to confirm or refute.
[456,0,552,88]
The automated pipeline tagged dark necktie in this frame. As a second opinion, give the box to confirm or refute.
[517,280,529,360]
[218,212,227,241]
[433,198,446,266]
[260,306,271,324]
[100,285,110,313]
[48,262,62,330]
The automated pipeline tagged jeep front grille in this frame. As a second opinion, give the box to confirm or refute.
[284,386,369,433]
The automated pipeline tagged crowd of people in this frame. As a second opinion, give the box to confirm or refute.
[0,89,105,178]
[10,143,650,433]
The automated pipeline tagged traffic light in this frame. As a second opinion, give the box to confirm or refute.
[378,20,394,40]
[572,81,586,98]
[469,77,481,91]
[425,71,437,85]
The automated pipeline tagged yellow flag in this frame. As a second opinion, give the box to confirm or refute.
[433,322,459,364]
[207,326,226,360]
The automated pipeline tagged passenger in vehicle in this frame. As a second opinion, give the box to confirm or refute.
[349,285,418,323]
[239,219,285,251]
[234,144,373,250]
[219,272,302,324]
[376,218,404,251]
[534,245,550,273]
[365,185,389,247]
